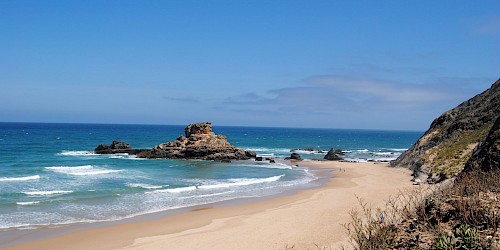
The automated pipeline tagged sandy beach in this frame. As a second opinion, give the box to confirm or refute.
[6,161,414,250]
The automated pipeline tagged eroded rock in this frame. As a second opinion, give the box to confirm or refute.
[95,122,249,162]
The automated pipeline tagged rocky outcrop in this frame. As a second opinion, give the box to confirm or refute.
[324,148,343,161]
[245,150,257,158]
[291,148,325,154]
[463,116,500,172]
[94,140,148,155]
[95,122,251,162]
[391,79,500,180]
[288,153,303,161]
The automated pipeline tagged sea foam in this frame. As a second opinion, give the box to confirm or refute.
[58,150,98,156]
[0,175,40,182]
[247,163,292,170]
[45,165,122,176]
[16,201,41,206]
[148,174,284,194]
[199,175,284,189]
[126,183,164,189]
[23,190,73,196]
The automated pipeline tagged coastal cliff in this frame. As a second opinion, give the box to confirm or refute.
[95,122,250,161]
[391,79,500,181]
[463,115,500,172]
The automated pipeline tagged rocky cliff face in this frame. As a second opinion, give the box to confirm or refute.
[464,115,500,172]
[391,79,500,181]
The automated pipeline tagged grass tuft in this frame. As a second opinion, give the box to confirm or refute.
[343,169,500,249]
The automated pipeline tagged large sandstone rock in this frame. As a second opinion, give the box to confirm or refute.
[185,122,213,137]
[95,122,250,162]
[391,79,500,180]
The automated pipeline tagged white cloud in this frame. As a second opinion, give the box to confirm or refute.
[305,75,456,105]
[215,74,480,130]
[224,75,465,112]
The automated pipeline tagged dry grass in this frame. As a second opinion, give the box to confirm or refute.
[343,170,500,249]
[425,125,491,176]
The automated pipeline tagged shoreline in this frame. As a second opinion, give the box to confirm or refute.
[4,161,414,250]
[0,160,329,248]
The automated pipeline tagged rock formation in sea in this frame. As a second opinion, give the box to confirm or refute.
[391,79,500,181]
[95,122,251,162]
[324,148,343,161]
[285,153,303,161]
[95,140,144,155]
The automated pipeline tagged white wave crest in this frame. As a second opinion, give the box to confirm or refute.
[248,163,292,170]
[371,152,396,156]
[17,201,40,206]
[0,175,40,182]
[355,149,369,153]
[45,165,122,176]
[127,183,164,189]
[150,186,198,194]
[148,175,284,194]
[244,147,290,153]
[58,151,98,156]
[387,148,408,152]
[199,175,284,190]
[257,153,275,157]
[24,190,73,196]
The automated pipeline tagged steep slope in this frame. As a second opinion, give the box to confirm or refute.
[464,115,500,172]
[391,79,500,181]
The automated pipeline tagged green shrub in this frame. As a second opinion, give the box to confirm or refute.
[433,224,479,250]
[455,224,478,250]
[434,234,457,250]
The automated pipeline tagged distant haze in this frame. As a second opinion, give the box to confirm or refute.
[1,1,498,130]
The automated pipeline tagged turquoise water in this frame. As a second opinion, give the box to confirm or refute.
[0,123,422,230]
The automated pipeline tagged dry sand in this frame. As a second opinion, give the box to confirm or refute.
[6,161,414,250]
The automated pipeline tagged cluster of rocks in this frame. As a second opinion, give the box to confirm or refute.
[290,147,324,154]
[284,148,344,161]
[94,140,138,154]
[323,148,344,160]
[95,122,349,164]
[95,122,254,162]
[255,156,276,163]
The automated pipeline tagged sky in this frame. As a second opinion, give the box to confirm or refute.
[0,1,499,131]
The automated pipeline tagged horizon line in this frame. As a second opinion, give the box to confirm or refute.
[0,120,425,133]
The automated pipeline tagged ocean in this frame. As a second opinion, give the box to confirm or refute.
[0,122,422,230]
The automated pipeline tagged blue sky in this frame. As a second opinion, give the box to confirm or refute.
[0,1,498,130]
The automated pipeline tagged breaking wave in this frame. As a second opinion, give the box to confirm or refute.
[148,174,284,194]
[45,165,123,176]
[58,151,98,156]
[126,183,164,189]
[23,190,73,196]
[16,201,40,206]
[0,175,40,182]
